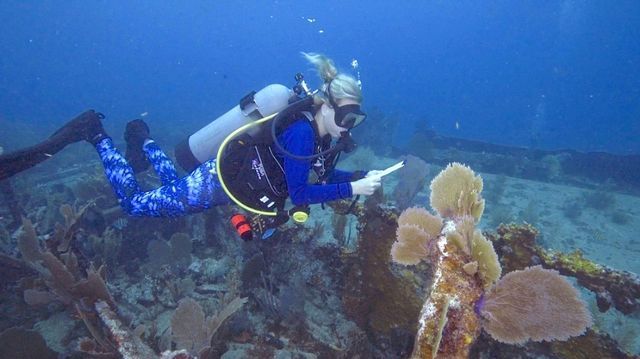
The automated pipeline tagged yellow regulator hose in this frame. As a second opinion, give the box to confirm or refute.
[213,113,278,216]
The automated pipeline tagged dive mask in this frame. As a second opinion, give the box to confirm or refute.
[334,104,366,130]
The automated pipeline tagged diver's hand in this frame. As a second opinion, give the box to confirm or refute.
[351,175,382,196]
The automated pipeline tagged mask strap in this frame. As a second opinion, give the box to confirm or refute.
[325,79,339,109]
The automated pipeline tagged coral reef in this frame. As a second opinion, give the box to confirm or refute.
[170,296,247,357]
[146,232,193,271]
[1,132,638,358]
[0,207,247,358]
[470,328,634,359]
[18,218,114,308]
[390,162,592,358]
[94,300,165,358]
[331,194,635,358]
[488,223,640,316]
[16,217,123,356]
[388,163,489,358]
[336,201,424,338]
[479,265,592,344]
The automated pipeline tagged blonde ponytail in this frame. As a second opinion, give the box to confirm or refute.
[302,52,338,83]
[301,52,363,105]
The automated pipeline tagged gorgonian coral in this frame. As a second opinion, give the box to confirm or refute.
[477,265,592,344]
[390,163,591,358]
[470,231,501,289]
[429,162,484,221]
[391,207,442,265]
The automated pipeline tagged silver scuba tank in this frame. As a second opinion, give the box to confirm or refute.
[174,84,294,172]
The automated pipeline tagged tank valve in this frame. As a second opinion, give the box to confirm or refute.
[293,73,313,97]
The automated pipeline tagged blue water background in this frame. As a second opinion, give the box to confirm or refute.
[1,1,638,154]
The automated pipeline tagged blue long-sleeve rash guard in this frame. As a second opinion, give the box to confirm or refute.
[276,120,354,206]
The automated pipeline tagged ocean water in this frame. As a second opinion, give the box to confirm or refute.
[1,1,639,153]
[0,1,639,358]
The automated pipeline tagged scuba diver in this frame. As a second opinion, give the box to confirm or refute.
[0,53,382,240]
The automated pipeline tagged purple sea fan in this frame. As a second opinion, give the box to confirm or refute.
[476,265,592,344]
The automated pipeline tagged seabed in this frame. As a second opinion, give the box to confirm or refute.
[1,130,638,358]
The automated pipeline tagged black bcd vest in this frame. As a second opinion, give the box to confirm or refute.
[219,111,335,213]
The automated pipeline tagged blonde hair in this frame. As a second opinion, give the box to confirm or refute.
[302,52,363,105]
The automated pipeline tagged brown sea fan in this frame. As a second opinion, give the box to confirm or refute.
[391,207,443,265]
[397,207,443,239]
[478,265,592,344]
[471,231,501,288]
[391,224,430,265]
[171,296,248,355]
[429,162,485,221]
[391,207,442,265]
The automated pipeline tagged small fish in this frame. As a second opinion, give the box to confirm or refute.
[140,111,148,117]
[455,121,460,130]
[44,153,53,157]
[306,17,316,23]
[318,29,324,34]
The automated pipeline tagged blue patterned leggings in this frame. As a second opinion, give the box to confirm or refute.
[95,138,230,217]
